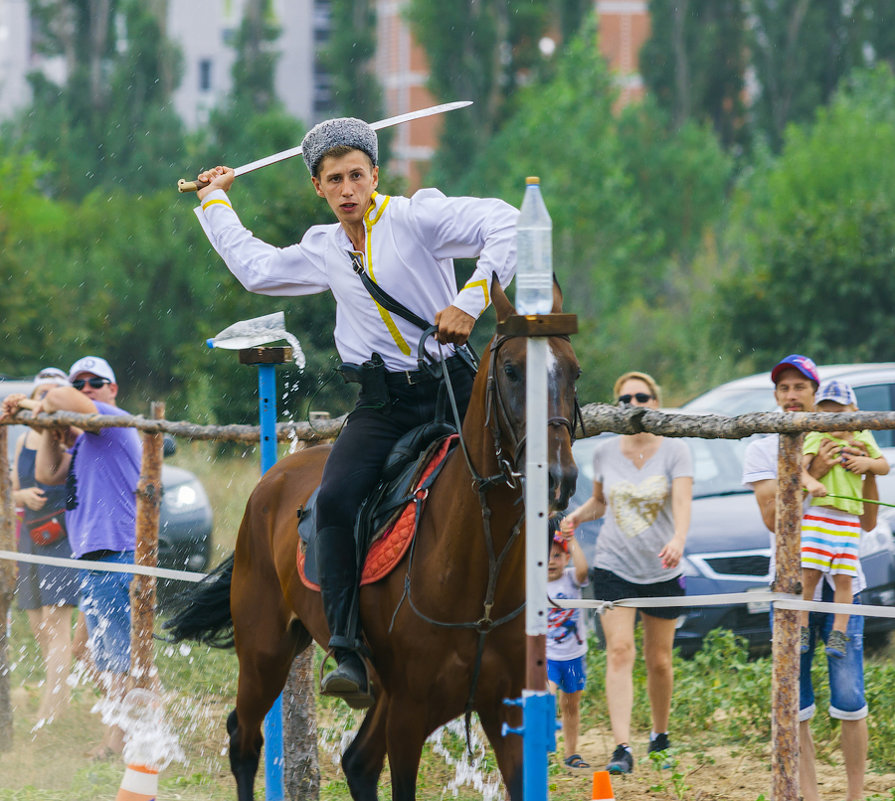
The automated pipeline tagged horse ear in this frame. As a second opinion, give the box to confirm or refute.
[551,274,564,314]
[491,272,516,322]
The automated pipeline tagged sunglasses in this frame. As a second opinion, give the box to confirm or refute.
[71,377,111,390]
[617,392,654,405]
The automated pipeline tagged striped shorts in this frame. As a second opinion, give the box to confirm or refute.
[801,506,861,577]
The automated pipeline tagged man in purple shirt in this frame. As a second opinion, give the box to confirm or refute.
[35,355,141,758]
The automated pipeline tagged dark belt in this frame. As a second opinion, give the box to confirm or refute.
[80,549,118,561]
[384,356,463,387]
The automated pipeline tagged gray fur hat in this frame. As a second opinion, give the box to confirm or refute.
[301,117,378,176]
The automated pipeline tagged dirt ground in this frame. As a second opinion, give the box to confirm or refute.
[5,682,895,800]
[548,726,895,801]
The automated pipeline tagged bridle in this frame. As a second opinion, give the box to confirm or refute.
[390,328,581,750]
[482,333,582,489]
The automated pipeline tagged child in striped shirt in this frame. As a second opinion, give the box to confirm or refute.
[801,380,889,658]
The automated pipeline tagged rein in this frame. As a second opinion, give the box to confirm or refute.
[390,330,578,751]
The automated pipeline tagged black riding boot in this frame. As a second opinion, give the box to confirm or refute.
[315,526,373,708]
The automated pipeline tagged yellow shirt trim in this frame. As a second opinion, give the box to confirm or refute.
[462,278,490,316]
[201,198,232,211]
[363,194,412,356]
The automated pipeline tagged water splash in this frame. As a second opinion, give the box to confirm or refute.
[317,710,502,799]
[428,719,503,800]
[207,310,306,369]
[95,687,185,770]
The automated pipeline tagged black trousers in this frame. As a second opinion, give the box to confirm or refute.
[315,361,474,534]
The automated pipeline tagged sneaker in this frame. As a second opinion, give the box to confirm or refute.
[825,629,850,659]
[648,733,670,754]
[607,744,633,774]
[800,626,811,654]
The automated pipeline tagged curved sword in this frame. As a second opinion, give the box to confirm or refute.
[177,100,472,193]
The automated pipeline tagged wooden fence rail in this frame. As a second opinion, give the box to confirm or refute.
[6,403,895,442]
[4,403,895,799]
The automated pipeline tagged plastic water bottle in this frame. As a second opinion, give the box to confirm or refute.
[515,176,553,315]
[206,310,306,369]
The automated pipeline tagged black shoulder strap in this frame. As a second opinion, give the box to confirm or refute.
[348,251,431,331]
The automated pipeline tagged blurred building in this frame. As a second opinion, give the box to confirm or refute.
[168,0,332,129]
[595,0,650,107]
[0,0,31,115]
[374,0,437,191]
[373,0,650,190]
[1,0,650,189]
[0,0,333,129]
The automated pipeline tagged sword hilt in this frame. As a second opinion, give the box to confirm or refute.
[177,177,210,193]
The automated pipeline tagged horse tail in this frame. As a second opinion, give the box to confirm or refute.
[162,553,236,648]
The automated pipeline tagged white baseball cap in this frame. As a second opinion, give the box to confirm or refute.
[32,367,70,392]
[68,356,117,384]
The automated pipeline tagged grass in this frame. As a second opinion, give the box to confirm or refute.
[3,444,895,799]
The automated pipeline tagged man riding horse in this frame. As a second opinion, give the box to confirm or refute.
[193,117,519,707]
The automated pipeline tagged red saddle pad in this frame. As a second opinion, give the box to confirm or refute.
[297,434,456,590]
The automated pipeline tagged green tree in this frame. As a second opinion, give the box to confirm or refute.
[6,0,184,199]
[717,67,895,367]
[407,0,562,191]
[320,0,384,124]
[454,16,732,401]
[640,0,749,150]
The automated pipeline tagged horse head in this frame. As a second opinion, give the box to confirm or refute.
[482,276,580,511]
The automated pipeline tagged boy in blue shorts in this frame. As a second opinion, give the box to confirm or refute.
[546,517,591,768]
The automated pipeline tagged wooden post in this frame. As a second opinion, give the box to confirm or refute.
[131,401,165,689]
[283,650,320,801]
[0,426,15,751]
[771,432,803,801]
[283,433,320,801]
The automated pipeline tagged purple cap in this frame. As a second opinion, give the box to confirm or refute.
[816,379,857,408]
[771,354,819,386]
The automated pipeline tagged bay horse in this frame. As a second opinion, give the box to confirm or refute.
[165,278,580,800]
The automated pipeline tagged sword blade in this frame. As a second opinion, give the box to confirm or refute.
[233,100,472,178]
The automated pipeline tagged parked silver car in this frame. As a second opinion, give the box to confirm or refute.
[569,363,895,655]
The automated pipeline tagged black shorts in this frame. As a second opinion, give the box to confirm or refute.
[591,567,686,620]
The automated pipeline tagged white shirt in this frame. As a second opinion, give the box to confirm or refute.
[742,433,866,595]
[195,188,519,371]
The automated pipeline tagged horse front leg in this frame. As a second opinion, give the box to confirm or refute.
[342,692,390,801]
[384,702,429,801]
[478,703,524,801]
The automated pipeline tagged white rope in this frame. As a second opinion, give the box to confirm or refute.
[550,590,895,619]
[6,548,893,618]
[0,549,207,583]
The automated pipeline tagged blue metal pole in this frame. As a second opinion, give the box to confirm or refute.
[258,363,285,801]
[522,691,556,797]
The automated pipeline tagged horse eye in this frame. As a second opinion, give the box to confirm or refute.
[503,362,520,381]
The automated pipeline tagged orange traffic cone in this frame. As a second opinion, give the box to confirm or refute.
[592,769,616,801]
[115,763,159,800]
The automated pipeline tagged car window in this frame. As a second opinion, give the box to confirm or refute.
[571,434,753,501]
[683,387,775,415]
[854,384,894,448]
[688,437,754,497]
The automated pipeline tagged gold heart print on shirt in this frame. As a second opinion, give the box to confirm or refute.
[610,475,669,538]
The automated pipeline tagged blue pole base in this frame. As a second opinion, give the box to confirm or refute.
[502,691,557,801]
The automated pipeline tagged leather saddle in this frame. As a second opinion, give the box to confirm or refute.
[298,420,458,586]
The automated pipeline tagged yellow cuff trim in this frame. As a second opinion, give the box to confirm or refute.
[461,278,490,316]
[201,198,233,211]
